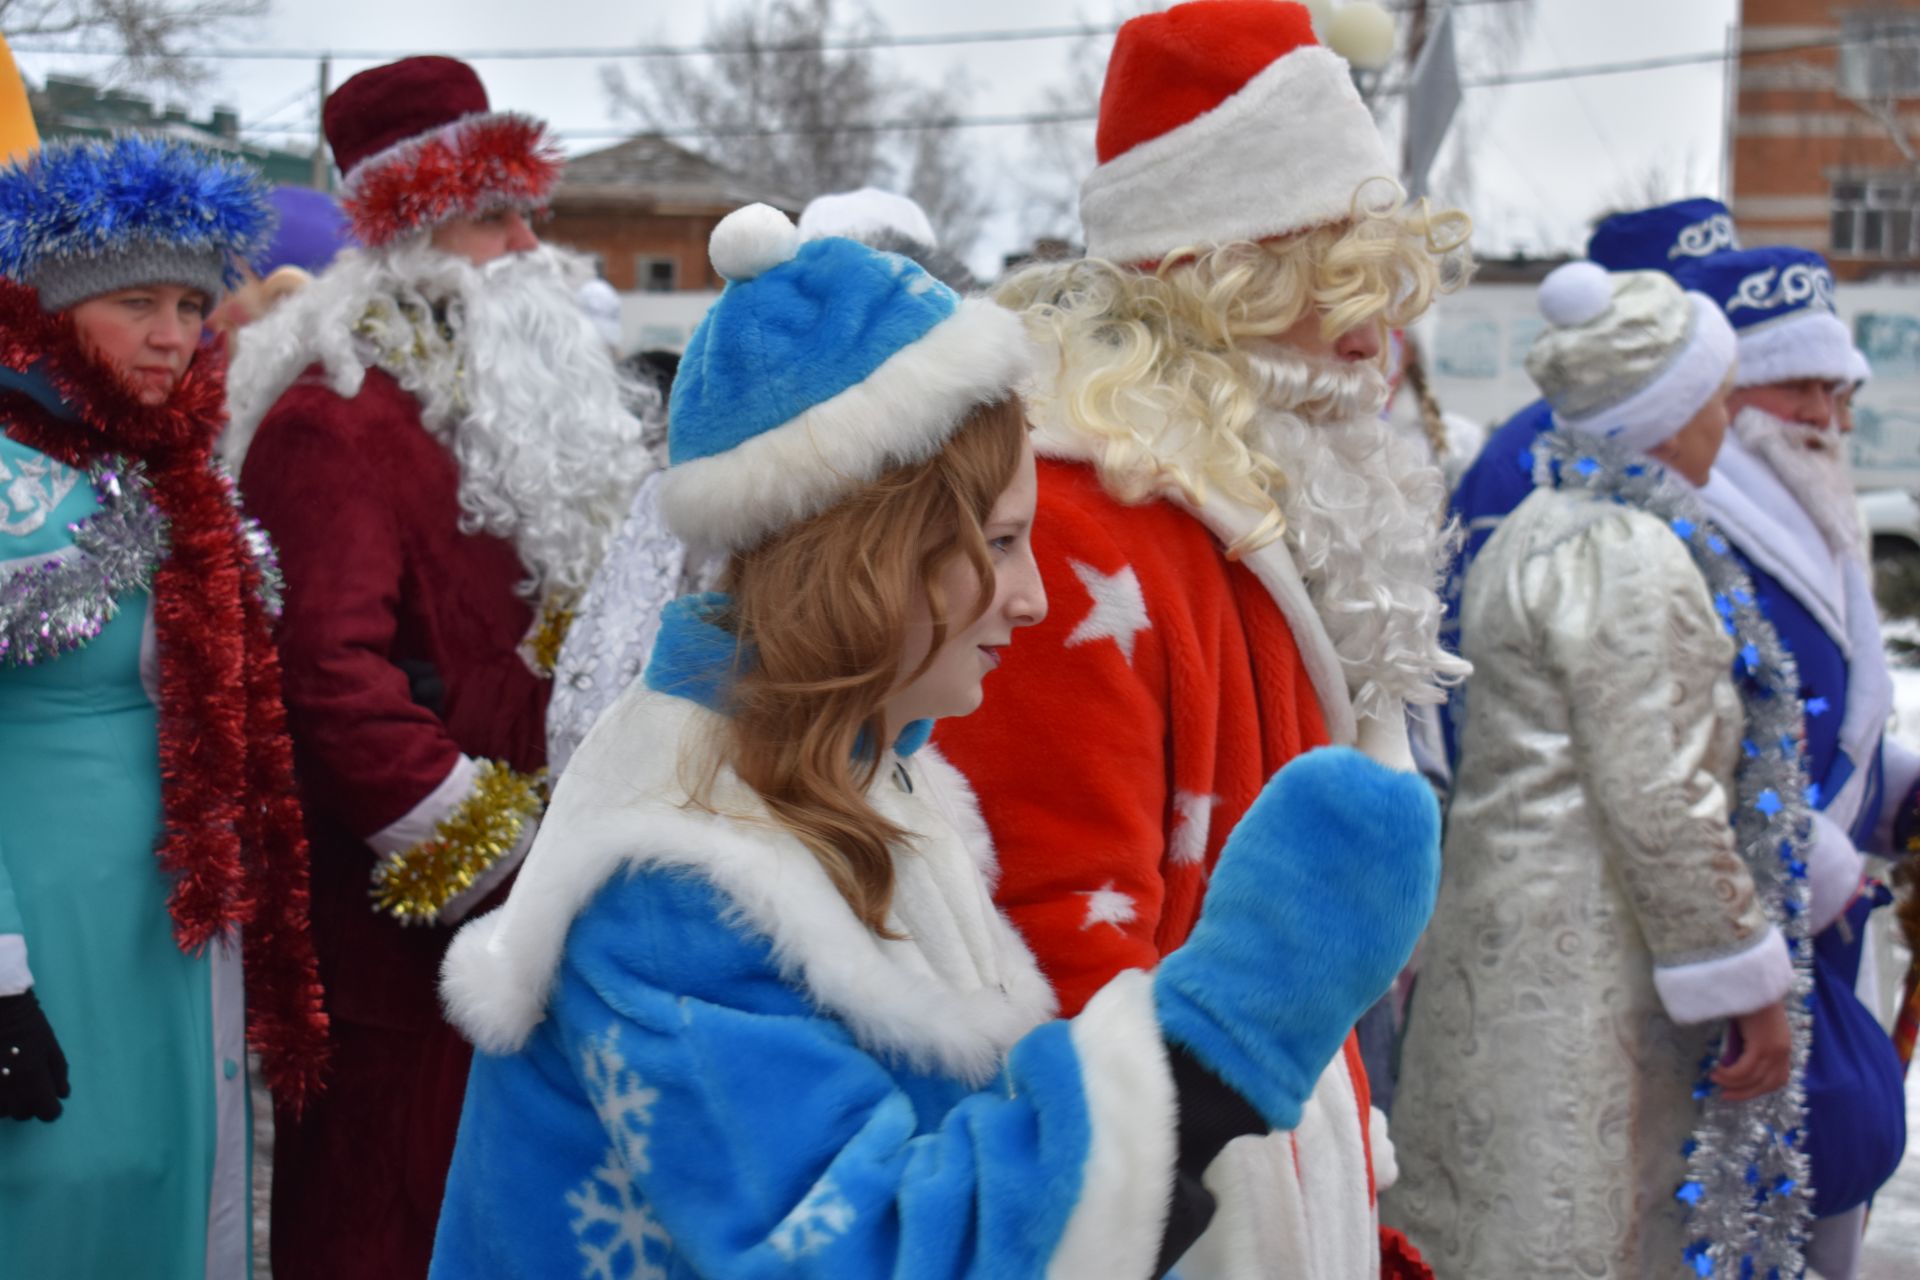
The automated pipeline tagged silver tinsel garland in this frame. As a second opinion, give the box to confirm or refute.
[0,455,288,667]
[1535,428,1815,1279]
[0,459,166,666]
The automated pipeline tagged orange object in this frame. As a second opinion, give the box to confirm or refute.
[0,36,40,165]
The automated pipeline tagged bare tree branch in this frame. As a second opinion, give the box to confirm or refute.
[1,0,265,90]
[604,0,987,258]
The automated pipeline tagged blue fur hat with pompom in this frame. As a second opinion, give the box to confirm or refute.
[0,134,274,312]
[662,203,1030,554]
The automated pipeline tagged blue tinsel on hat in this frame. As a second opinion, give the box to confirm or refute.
[0,134,273,296]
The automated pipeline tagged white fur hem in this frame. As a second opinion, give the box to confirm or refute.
[441,690,1058,1082]
[1369,1105,1398,1192]
[660,298,1030,553]
[1047,970,1178,1280]
[1733,311,1854,388]
[1560,294,1736,453]
[368,754,479,857]
[1652,925,1793,1025]
[1806,811,1866,935]
[0,934,30,996]
[1079,48,1395,264]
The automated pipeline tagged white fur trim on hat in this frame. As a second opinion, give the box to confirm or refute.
[1734,310,1855,388]
[798,188,938,249]
[1848,346,1872,388]
[1079,46,1395,264]
[660,298,1031,552]
[1560,293,1736,454]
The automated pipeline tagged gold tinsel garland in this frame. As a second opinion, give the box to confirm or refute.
[371,761,546,923]
[519,594,577,678]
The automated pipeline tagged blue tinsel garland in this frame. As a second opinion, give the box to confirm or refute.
[0,135,272,285]
[1533,427,1814,1280]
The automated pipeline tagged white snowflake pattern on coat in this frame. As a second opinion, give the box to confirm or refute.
[768,1176,858,1260]
[567,1027,673,1280]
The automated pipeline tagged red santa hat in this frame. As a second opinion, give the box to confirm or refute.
[324,56,563,248]
[1079,0,1396,265]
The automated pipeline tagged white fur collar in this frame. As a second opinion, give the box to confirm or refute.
[440,689,1058,1085]
[1031,414,1357,745]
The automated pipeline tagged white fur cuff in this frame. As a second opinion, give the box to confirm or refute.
[368,754,480,856]
[1734,311,1854,388]
[1806,811,1866,934]
[0,934,30,996]
[1079,47,1395,264]
[660,299,1030,553]
[1652,925,1793,1025]
[1049,970,1178,1279]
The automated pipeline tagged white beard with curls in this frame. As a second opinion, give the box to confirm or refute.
[224,239,657,598]
[1244,349,1470,721]
[1730,405,1863,565]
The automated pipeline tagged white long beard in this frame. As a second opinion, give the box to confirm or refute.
[1731,406,1861,564]
[225,241,658,597]
[1248,350,1469,719]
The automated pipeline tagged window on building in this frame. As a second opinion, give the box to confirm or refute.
[1831,175,1920,258]
[634,256,677,293]
[1838,10,1920,100]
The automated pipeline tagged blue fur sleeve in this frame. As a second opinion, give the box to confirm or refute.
[430,867,1180,1279]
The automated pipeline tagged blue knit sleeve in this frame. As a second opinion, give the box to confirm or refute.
[430,866,1181,1280]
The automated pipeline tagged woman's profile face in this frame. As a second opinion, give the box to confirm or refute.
[886,436,1048,732]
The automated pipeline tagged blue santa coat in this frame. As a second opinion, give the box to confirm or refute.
[426,601,1188,1279]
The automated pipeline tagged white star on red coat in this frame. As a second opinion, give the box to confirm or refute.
[1079,881,1139,932]
[1169,792,1219,866]
[1065,560,1151,664]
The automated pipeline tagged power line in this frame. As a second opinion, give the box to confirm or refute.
[4,0,1529,63]
[213,35,1838,144]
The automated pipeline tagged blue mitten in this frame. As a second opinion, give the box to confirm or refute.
[1154,746,1439,1131]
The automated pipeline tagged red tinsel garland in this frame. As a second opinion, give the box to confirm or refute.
[341,112,562,247]
[0,280,329,1109]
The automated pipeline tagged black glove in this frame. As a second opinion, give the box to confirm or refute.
[0,990,70,1122]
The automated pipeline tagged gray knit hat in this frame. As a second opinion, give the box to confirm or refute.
[32,242,230,313]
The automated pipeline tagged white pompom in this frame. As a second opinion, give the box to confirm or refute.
[1537,261,1615,329]
[710,203,800,282]
[1326,3,1397,72]
[1302,0,1336,38]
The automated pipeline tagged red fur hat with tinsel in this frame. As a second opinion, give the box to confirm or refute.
[324,55,562,248]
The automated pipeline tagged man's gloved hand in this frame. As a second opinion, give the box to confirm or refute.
[0,989,70,1122]
[1154,746,1440,1131]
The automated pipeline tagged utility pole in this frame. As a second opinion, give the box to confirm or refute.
[310,55,331,191]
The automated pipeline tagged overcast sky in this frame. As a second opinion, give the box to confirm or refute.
[10,0,1743,274]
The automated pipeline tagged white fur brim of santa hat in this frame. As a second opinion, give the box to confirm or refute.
[1079,46,1395,264]
[1733,310,1855,389]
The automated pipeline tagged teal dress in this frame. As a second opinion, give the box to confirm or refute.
[0,430,250,1277]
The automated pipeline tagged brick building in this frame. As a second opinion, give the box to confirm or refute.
[1731,0,1920,280]
[543,135,801,293]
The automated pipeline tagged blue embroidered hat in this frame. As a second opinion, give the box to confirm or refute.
[0,134,273,312]
[1587,198,1740,273]
[662,203,1030,553]
[1675,246,1853,388]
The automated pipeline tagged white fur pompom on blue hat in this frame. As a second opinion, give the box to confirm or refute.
[663,203,1032,553]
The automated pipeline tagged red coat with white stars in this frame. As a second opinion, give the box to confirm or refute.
[937,452,1419,1279]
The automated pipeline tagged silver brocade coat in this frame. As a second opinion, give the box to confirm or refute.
[1382,485,1779,1278]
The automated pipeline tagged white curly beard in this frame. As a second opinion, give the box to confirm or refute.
[1245,349,1469,719]
[1730,406,1862,564]
[225,240,658,598]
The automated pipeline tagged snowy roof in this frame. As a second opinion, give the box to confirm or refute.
[555,135,802,215]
